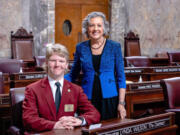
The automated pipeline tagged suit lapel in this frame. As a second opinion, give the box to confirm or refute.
[41,77,57,119]
[83,40,94,70]
[99,39,109,71]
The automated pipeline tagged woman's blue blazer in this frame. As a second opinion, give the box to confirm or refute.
[65,39,126,99]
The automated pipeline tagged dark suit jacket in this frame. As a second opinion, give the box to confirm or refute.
[23,77,100,132]
[65,39,126,99]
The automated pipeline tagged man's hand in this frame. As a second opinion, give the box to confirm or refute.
[54,116,82,130]
[59,116,82,127]
[53,120,72,130]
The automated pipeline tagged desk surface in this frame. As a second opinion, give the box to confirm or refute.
[39,112,177,135]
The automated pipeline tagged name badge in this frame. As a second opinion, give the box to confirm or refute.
[64,104,74,112]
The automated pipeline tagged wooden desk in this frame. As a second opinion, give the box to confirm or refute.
[10,71,47,88]
[125,66,180,82]
[40,112,177,135]
[1,73,10,94]
[126,81,165,118]
[0,94,11,135]
[148,66,180,81]
[150,57,169,66]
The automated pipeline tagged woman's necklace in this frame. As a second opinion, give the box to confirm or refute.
[91,38,105,50]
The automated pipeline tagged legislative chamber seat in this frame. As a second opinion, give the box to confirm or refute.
[124,31,141,57]
[124,56,151,67]
[8,87,26,135]
[160,77,180,134]
[167,52,180,66]
[11,27,35,72]
[34,56,46,71]
[0,72,3,94]
[0,59,23,73]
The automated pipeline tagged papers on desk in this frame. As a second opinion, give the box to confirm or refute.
[89,123,102,130]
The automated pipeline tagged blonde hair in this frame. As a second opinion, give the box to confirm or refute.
[45,43,69,72]
[46,43,69,61]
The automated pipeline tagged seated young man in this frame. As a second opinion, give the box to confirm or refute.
[23,43,100,132]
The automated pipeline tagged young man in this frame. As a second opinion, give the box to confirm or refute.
[23,43,100,132]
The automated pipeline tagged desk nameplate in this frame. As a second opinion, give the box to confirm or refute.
[125,69,143,74]
[127,82,161,91]
[82,113,175,135]
[0,94,10,105]
[19,74,47,80]
[98,118,170,135]
[153,67,180,73]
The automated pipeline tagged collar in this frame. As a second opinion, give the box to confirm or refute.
[48,75,64,88]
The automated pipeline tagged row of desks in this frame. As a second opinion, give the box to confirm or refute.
[2,65,180,92]
[125,66,180,81]
[1,66,180,118]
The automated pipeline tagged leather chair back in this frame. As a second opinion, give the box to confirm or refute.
[155,51,168,58]
[10,87,26,134]
[0,72,3,94]
[160,77,180,134]
[124,56,151,67]
[167,52,180,66]
[160,77,180,109]
[0,59,23,73]
[124,31,141,57]
[34,56,46,67]
[11,27,34,61]
[34,56,46,71]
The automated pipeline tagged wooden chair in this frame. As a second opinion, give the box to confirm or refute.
[0,59,23,73]
[11,27,35,71]
[160,77,180,134]
[155,51,168,58]
[124,31,141,57]
[167,52,180,66]
[34,56,46,71]
[8,87,26,135]
[0,72,3,94]
[124,56,151,67]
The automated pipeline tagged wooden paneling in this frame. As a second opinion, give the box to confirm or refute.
[55,4,81,59]
[55,0,108,5]
[55,0,109,60]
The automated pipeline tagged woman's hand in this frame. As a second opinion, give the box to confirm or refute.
[118,104,126,119]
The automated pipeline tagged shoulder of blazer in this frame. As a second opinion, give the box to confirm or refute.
[76,40,90,49]
[106,39,121,47]
[26,77,49,89]
[75,40,90,55]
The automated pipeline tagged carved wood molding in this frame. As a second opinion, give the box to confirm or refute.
[11,27,33,38]
[125,31,139,40]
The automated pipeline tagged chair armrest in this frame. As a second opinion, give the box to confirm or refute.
[8,126,21,135]
[165,109,180,113]
[34,66,44,71]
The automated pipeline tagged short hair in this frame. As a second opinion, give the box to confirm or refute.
[46,43,69,61]
[82,11,109,38]
[45,43,69,72]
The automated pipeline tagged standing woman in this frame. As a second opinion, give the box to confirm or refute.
[65,11,126,120]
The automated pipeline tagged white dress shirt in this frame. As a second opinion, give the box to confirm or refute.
[48,76,64,102]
